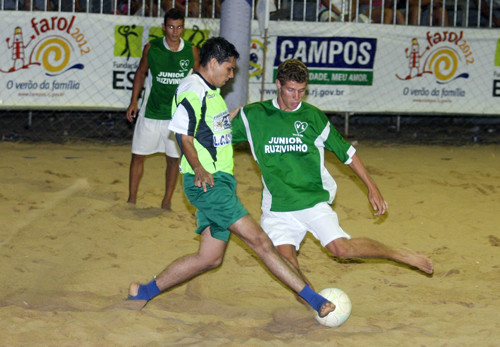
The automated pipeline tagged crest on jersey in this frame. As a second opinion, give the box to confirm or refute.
[179,59,190,71]
[293,121,308,137]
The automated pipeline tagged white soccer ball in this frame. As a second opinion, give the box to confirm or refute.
[315,287,352,327]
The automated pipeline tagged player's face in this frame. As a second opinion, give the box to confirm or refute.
[211,57,236,88]
[276,80,307,111]
[163,19,184,43]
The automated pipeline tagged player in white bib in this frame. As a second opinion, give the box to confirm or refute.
[232,59,434,283]
[126,8,199,210]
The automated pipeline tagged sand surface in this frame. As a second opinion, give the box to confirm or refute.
[0,142,498,346]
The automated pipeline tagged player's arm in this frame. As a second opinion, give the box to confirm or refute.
[180,134,214,192]
[126,43,150,122]
[192,45,200,72]
[230,106,248,144]
[229,106,242,121]
[348,153,388,216]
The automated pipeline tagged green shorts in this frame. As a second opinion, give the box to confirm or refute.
[183,171,248,242]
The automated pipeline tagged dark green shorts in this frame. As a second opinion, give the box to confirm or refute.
[183,171,248,242]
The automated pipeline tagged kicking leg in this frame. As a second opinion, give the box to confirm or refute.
[128,227,227,300]
[128,154,145,205]
[161,155,179,210]
[276,244,314,290]
[326,237,434,274]
[229,215,335,317]
[276,244,315,307]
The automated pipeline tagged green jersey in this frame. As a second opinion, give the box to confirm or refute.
[142,38,195,120]
[169,73,233,175]
[232,99,355,212]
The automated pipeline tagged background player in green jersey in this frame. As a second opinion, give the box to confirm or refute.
[126,8,199,210]
[127,38,335,319]
[232,59,434,285]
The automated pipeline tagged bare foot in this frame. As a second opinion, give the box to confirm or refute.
[102,282,148,311]
[161,201,171,211]
[128,282,141,298]
[396,248,434,274]
[319,301,336,318]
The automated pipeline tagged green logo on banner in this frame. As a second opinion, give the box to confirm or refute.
[148,27,164,41]
[495,38,500,66]
[147,26,209,48]
[114,25,143,59]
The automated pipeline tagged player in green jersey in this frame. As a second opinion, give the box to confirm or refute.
[126,8,199,210]
[232,59,434,283]
[127,38,335,319]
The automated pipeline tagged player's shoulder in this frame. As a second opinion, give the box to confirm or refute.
[301,102,328,120]
[148,37,163,48]
[243,99,273,113]
[301,101,323,113]
[177,74,206,96]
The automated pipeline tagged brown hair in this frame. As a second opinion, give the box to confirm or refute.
[276,59,309,85]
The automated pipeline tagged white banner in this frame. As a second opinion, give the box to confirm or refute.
[249,21,500,115]
[1,12,500,115]
[0,12,218,109]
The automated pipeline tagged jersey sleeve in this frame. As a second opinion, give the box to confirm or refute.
[231,108,248,143]
[169,79,202,136]
[323,120,356,164]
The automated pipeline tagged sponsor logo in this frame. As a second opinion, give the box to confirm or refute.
[273,36,377,86]
[396,31,474,84]
[213,112,231,132]
[213,132,232,147]
[1,16,88,77]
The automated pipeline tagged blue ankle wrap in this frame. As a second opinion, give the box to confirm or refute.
[298,284,329,315]
[130,279,161,301]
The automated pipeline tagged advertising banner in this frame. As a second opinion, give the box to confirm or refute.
[0,12,217,109]
[249,21,500,114]
[1,11,499,115]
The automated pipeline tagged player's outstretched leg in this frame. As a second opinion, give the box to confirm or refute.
[127,228,227,303]
[229,215,336,317]
[327,237,434,274]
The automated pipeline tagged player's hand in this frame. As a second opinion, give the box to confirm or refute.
[368,188,388,216]
[193,167,214,192]
[126,102,138,122]
[229,106,242,121]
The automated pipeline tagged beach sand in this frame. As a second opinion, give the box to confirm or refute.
[0,141,498,346]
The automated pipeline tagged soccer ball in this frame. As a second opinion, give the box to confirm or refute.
[315,287,352,327]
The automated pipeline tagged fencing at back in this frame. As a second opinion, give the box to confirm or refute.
[0,0,499,142]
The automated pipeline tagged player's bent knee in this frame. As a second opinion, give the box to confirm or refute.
[247,233,274,254]
[326,239,350,258]
[203,255,224,270]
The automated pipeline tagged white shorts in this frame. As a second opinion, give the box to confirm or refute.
[131,116,180,157]
[261,202,351,251]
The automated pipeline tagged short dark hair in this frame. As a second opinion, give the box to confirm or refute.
[276,59,309,85]
[199,37,239,67]
[164,8,185,25]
